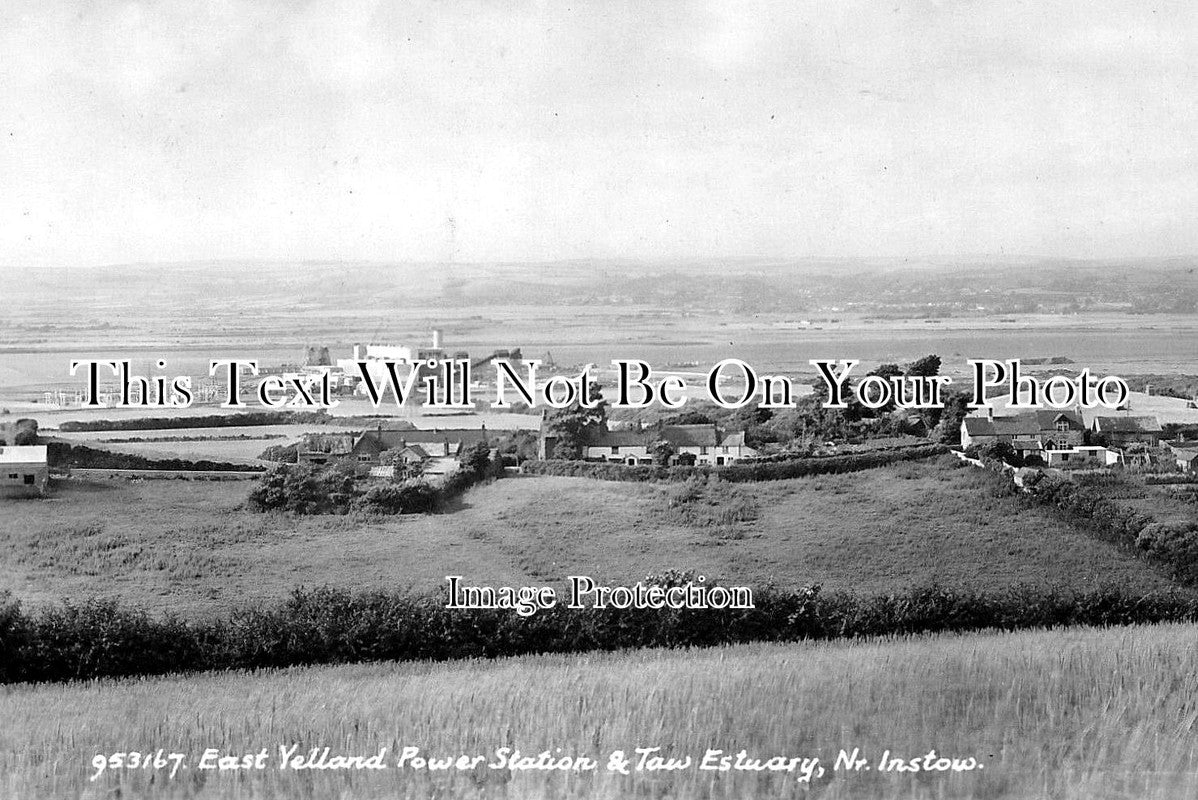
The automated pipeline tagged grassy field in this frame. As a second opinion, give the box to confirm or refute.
[0,457,1185,617]
[2,623,1196,799]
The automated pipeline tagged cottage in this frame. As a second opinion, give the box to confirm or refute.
[960,409,1087,456]
[583,429,651,465]
[296,433,357,466]
[353,427,494,476]
[1091,416,1163,447]
[576,424,758,466]
[0,445,49,497]
[1042,446,1122,469]
[659,424,758,466]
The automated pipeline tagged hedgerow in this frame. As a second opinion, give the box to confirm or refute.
[46,443,263,473]
[521,443,948,483]
[971,466,1198,587]
[2,580,1195,684]
[57,411,333,432]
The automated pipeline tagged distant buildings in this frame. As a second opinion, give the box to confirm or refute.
[297,427,496,477]
[328,330,488,399]
[961,405,1173,471]
[543,423,758,466]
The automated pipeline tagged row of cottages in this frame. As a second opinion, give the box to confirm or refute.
[562,424,757,466]
[297,427,494,477]
[960,410,1162,466]
[0,445,49,497]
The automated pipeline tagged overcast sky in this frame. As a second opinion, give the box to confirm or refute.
[1,0,1195,268]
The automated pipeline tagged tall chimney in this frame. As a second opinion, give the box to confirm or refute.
[353,343,362,361]
[432,329,442,349]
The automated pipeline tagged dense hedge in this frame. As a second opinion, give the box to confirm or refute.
[522,443,948,482]
[1012,470,1198,585]
[1,580,1194,684]
[1145,475,1198,485]
[46,442,264,473]
[58,411,333,432]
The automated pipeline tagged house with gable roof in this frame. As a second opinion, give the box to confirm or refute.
[1091,416,1163,447]
[577,423,758,466]
[960,409,1087,457]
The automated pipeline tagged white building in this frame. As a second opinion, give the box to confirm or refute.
[0,445,49,496]
[1042,446,1122,469]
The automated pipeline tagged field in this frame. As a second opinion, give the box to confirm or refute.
[0,457,1185,617]
[2,623,1196,799]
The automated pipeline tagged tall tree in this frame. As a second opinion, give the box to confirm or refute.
[544,381,607,459]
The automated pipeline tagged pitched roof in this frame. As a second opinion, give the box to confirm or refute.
[299,434,355,454]
[661,425,719,447]
[1033,410,1085,430]
[364,428,492,450]
[1167,442,1198,460]
[584,429,647,448]
[964,410,1085,438]
[1093,416,1163,434]
[719,431,747,447]
[963,415,1038,437]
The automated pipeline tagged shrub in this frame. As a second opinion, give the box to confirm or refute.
[247,464,354,514]
[1136,522,1198,583]
[10,419,38,445]
[258,443,299,463]
[354,480,440,514]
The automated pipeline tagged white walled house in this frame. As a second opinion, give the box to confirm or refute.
[0,445,49,496]
[1042,446,1122,468]
[580,424,758,466]
[583,429,652,464]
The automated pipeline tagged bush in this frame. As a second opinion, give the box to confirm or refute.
[258,443,298,463]
[11,419,38,445]
[354,480,440,514]
[1136,522,1198,583]
[247,464,355,514]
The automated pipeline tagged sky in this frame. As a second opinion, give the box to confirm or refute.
[1,0,1196,268]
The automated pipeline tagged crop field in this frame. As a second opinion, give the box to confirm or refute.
[0,457,1183,617]
[2,623,1196,799]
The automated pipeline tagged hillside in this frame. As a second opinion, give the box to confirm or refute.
[0,457,1183,617]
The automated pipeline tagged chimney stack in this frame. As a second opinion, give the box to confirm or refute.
[432,329,442,349]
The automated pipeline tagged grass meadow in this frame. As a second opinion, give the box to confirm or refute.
[0,457,1185,617]
[2,623,1196,799]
